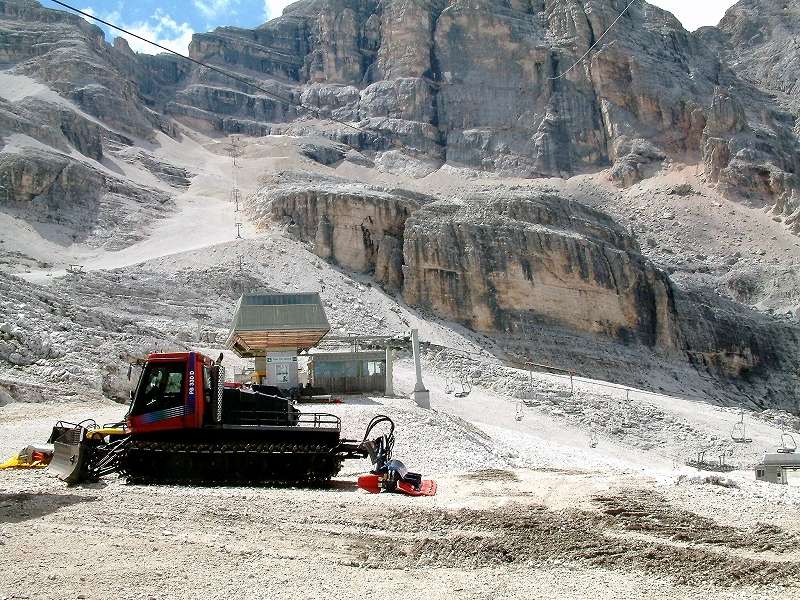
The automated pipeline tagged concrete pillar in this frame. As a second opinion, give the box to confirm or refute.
[385,346,394,396]
[254,356,266,385]
[411,329,430,409]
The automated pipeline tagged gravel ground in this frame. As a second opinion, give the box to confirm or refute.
[2,385,800,600]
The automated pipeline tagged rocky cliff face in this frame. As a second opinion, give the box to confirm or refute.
[0,0,167,137]
[2,0,799,226]
[133,0,797,229]
[0,2,189,249]
[714,0,800,116]
[248,170,430,289]
[672,287,800,411]
[402,193,678,349]
[1,0,799,408]
[251,172,799,406]
[0,147,172,249]
[702,0,800,230]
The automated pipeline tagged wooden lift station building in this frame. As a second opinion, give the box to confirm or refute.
[226,292,390,394]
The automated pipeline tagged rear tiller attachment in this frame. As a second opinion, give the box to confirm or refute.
[357,416,437,497]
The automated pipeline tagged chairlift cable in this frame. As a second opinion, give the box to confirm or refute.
[49,0,374,137]
[548,0,640,80]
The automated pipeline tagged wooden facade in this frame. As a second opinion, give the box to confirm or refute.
[226,293,330,357]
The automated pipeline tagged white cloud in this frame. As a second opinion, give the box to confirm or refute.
[81,7,193,55]
[116,11,194,55]
[80,6,122,25]
[647,0,737,31]
[263,0,296,21]
[193,0,238,20]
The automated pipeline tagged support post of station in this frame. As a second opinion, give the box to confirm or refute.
[411,329,430,409]
[385,345,394,397]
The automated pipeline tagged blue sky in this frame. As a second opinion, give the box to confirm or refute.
[40,1,739,55]
[40,0,298,53]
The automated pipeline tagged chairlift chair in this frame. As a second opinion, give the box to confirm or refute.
[454,361,472,398]
[730,410,752,444]
[444,372,454,395]
[777,432,797,454]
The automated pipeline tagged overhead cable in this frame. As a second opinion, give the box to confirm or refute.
[49,0,370,135]
[548,0,640,80]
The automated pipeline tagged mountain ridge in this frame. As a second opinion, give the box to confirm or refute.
[1,0,797,228]
[0,0,799,413]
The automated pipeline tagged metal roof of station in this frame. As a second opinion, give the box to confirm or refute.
[761,452,800,467]
[226,292,330,357]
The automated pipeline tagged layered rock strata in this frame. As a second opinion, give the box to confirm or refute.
[248,171,429,288]
[402,193,678,349]
[0,148,172,248]
[252,173,800,409]
[2,0,799,226]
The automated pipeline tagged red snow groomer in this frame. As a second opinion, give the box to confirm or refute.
[48,351,435,496]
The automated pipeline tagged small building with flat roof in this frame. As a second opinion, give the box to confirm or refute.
[755,451,800,485]
[225,293,395,395]
[308,350,387,394]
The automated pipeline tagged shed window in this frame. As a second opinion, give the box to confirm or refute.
[314,358,386,378]
[366,361,384,376]
[315,361,358,378]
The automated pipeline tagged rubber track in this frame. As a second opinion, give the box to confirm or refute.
[120,439,344,486]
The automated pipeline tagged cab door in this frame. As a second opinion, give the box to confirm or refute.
[128,354,201,432]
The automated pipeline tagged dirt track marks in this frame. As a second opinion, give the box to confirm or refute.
[593,492,798,553]
[462,469,520,482]
[355,491,800,587]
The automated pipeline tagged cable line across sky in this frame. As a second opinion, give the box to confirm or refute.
[49,0,374,136]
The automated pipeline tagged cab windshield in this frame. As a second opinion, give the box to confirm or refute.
[130,362,185,416]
